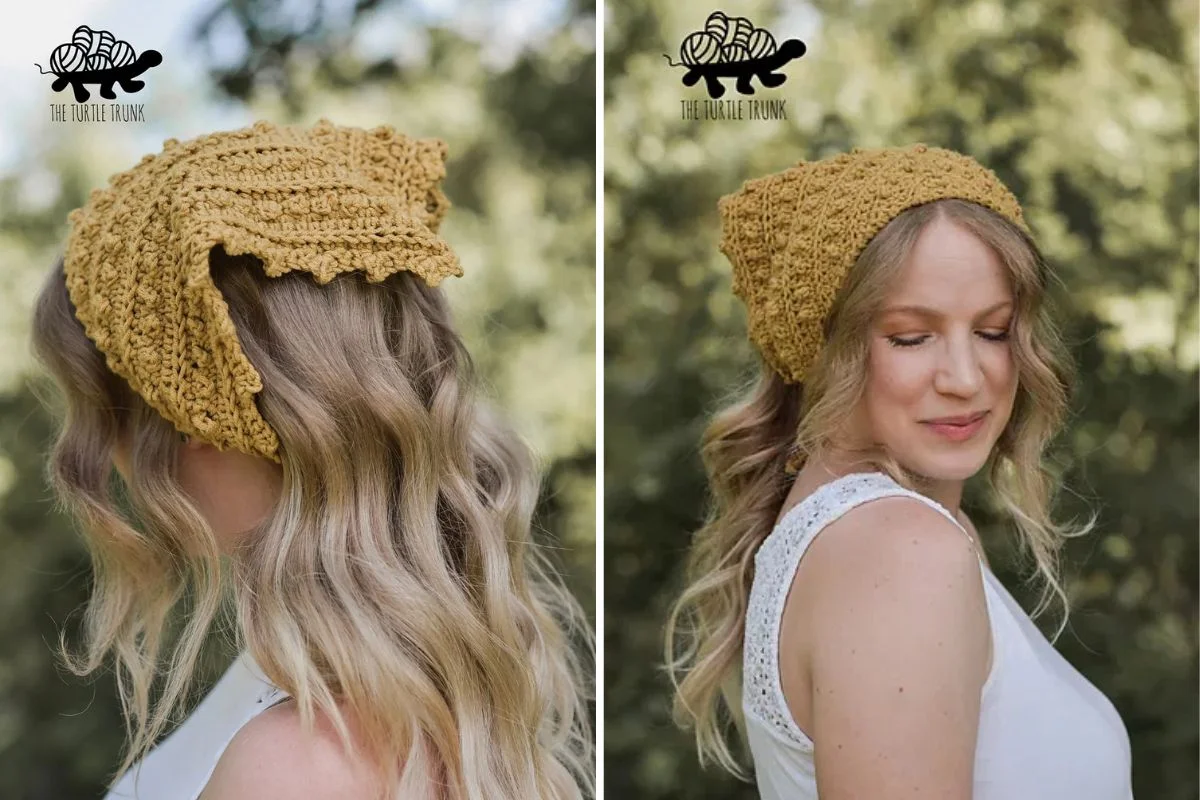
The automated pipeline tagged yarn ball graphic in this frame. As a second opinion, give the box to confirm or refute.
[71,26,91,50]
[746,28,776,59]
[45,25,138,74]
[664,12,807,99]
[721,43,750,63]
[677,13,779,65]
[727,16,753,48]
[110,40,135,67]
[36,24,162,102]
[50,43,87,73]
[705,10,729,40]
[680,31,723,65]
[88,28,115,57]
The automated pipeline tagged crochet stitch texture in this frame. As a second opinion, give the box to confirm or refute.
[718,143,1028,384]
[63,118,462,464]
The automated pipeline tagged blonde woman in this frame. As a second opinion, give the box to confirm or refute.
[29,120,592,800]
[666,145,1133,798]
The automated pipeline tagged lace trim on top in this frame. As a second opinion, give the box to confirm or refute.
[742,471,981,750]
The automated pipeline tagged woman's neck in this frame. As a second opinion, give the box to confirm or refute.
[800,447,965,517]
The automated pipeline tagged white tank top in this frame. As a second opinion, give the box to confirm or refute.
[742,471,1133,799]
[103,651,291,800]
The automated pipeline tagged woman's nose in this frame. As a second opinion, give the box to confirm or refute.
[933,333,984,397]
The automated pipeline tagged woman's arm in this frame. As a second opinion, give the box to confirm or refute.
[791,497,992,799]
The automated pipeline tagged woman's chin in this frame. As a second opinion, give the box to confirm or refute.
[900,447,991,483]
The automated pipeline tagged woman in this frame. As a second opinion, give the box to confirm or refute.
[30,119,593,800]
[665,144,1133,798]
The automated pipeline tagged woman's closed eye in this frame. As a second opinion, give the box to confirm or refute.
[886,329,1011,348]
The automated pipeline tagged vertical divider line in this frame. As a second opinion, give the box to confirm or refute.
[593,3,605,798]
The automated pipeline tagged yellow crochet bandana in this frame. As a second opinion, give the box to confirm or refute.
[63,119,462,464]
[718,143,1028,385]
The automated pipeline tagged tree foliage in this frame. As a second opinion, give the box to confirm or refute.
[0,1,595,797]
[604,1,1197,797]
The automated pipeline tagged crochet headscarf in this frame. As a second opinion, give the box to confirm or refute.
[715,142,1027,474]
[718,143,1028,385]
[62,119,461,464]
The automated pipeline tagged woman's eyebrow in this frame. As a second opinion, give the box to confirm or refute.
[878,300,1014,319]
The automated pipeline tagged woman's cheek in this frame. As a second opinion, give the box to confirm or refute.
[871,347,930,401]
[982,342,1017,389]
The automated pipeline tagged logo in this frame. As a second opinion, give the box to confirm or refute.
[665,11,805,120]
[36,25,161,122]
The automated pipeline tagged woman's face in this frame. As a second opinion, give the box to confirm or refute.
[113,434,283,550]
[854,216,1019,482]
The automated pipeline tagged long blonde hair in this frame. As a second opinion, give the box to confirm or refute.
[664,198,1096,777]
[30,246,594,799]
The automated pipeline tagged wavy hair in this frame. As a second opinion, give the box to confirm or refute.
[665,198,1096,777]
[30,246,594,799]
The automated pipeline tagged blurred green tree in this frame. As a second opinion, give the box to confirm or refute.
[0,1,595,797]
[604,0,1197,797]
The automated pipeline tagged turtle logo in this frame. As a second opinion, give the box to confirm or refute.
[664,11,806,99]
[35,25,162,103]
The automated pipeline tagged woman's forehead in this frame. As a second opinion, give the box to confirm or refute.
[880,219,1013,313]
[878,299,1013,322]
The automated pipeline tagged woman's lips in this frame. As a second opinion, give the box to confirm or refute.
[922,412,988,442]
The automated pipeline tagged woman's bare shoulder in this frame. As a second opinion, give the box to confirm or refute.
[794,493,991,681]
[199,700,387,800]
[795,496,992,792]
[803,494,985,581]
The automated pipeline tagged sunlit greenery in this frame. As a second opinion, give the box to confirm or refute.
[604,1,1197,798]
[0,2,595,797]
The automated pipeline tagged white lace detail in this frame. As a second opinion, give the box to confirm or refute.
[742,471,976,749]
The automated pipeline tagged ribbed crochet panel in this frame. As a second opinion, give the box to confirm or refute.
[62,119,461,463]
[742,471,982,748]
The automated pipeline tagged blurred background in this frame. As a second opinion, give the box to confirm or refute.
[605,0,1196,798]
[0,0,594,797]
